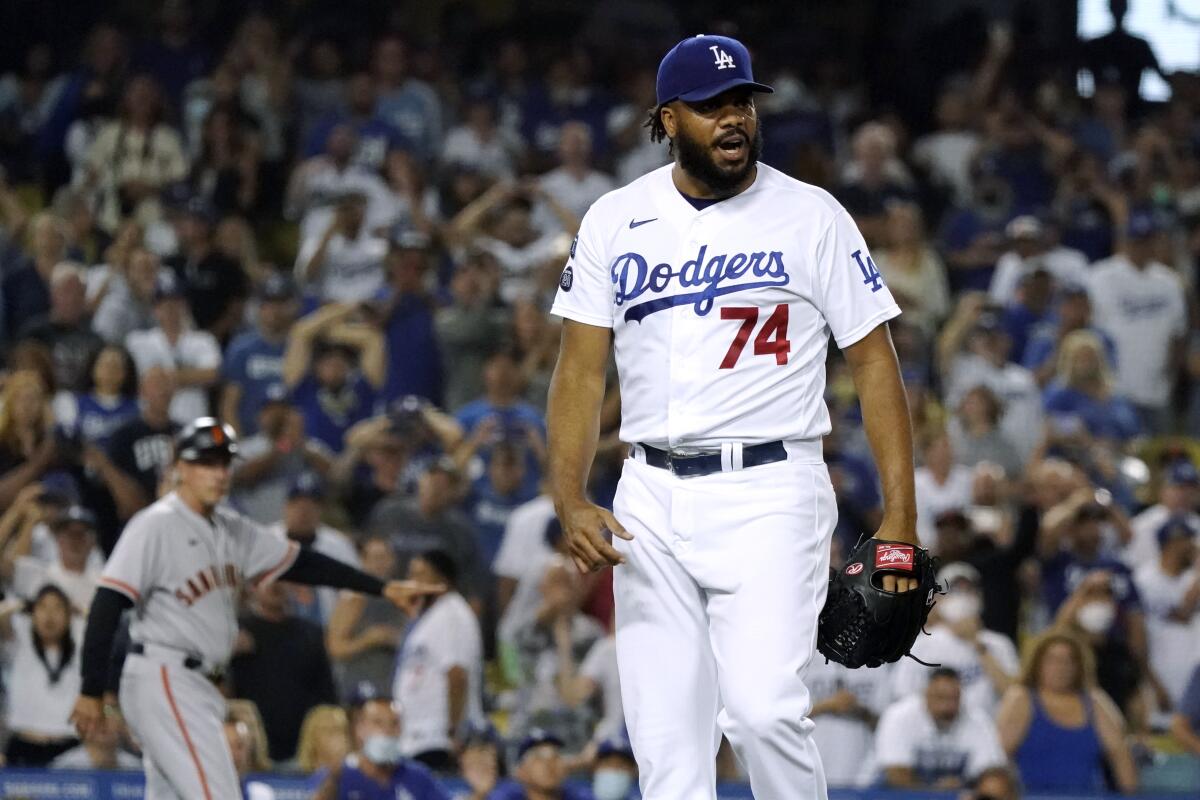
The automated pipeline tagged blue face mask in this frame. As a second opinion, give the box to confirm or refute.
[593,768,635,800]
[362,734,402,765]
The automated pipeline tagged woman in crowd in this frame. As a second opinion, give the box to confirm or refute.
[1043,330,1141,443]
[995,630,1137,794]
[292,704,352,774]
[948,384,1023,476]
[56,344,139,450]
[871,201,951,337]
[325,535,403,702]
[0,369,60,508]
[1,584,85,765]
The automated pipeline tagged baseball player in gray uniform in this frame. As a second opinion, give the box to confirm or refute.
[70,417,442,800]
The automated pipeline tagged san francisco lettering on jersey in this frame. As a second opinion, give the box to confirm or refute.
[611,244,789,322]
[174,563,240,607]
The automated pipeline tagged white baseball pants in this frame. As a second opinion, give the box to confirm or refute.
[120,653,242,800]
[612,445,836,800]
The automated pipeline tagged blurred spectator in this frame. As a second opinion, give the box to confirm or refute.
[488,728,592,800]
[467,441,538,567]
[556,609,623,744]
[589,736,637,800]
[376,149,439,240]
[282,303,385,453]
[189,103,261,216]
[947,385,1023,476]
[1078,0,1165,108]
[436,253,510,411]
[939,296,1043,459]
[327,535,403,703]
[83,75,187,234]
[454,347,546,499]
[1087,210,1188,432]
[225,712,278,800]
[536,121,615,226]
[1126,460,1200,567]
[871,201,950,336]
[269,472,358,626]
[393,551,484,771]
[914,431,974,549]
[17,260,103,391]
[835,121,914,245]
[892,563,1019,715]
[1042,329,1140,443]
[165,197,250,342]
[3,213,69,340]
[313,696,449,800]
[512,300,559,413]
[304,70,404,173]
[220,274,299,435]
[0,369,60,508]
[49,707,139,770]
[806,649,892,787]
[368,459,487,609]
[333,415,417,529]
[511,554,604,750]
[608,68,669,187]
[519,53,609,163]
[131,0,211,108]
[911,79,980,207]
[92,246,161,344]
[448,181,577,304]
[55,344,139,450]
[227,698,277,775]
[987,216,1088,308]
[103,366,178,521]
[293,704,351,775]
[372,233,443,406]
[874,667,1006,791]
[231,389,332,524]
[940,161,1012,293]
[125,270,221,424]
[295,189,389,306]
[2,502,101,614]
[232,579,338,762]
[494,492,556,622]
[291,38,345,165]
[453,719,504,800]
[996,630,1137,794]
[0,584,84,766]
[1173,664,1200,756]
[0,43,66,183]
[442,92,524,179]
[284,123,390,243]
[1133,517,1200,712]
[372,37,441,162]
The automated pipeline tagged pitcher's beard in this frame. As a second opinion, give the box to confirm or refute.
[675,125,763,197]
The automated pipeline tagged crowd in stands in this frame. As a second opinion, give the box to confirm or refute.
[0,1,1199,798]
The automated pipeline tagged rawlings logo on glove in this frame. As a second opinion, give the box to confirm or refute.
[817,537,940,669]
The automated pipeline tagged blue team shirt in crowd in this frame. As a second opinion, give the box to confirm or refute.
[468,480,538,566]
[455,400,545,497]
[1022,324,1117,374]
[304,113,410,171]
[323,759,450,800]
[71,393,140,449]
[939,208,1006,293]
[1041,551,1142,615]
[222,331,287,434]
[292,374,378,453]
[487,778,594,800]
[1042,385,1141,442]
[378,291,443,406]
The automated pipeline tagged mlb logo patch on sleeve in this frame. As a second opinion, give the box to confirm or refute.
[875,543,914,571]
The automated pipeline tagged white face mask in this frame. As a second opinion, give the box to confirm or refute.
[938,592,982,624]
[593,768,636,800]
[362,734,402,765]
[1076,601,1115,634]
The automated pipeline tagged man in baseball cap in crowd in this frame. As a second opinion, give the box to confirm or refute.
[486,728,592,800]
[1126,459,1200,565]
[589,736,638,800]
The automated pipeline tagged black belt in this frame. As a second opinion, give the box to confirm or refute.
[638,440,788,478]
[129,642,225,683]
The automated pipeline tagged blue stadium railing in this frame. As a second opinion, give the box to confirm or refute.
[0,770,1190,800]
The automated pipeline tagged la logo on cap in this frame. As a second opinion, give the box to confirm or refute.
[710,44,735,70]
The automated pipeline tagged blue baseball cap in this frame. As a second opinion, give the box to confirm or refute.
[516,728,563,761]
[1165,460,1200,486]
[1157,515,1197,546]
[1126,208,1163,239]
[656,35,773,106]
[287,471,325,500]
[596,735,635,763]
[457,718,501,747]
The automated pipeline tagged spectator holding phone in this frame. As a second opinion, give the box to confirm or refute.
[295,189,389,306]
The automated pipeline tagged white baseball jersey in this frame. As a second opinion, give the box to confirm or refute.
[100,493,299,666]
[550,163,900,450]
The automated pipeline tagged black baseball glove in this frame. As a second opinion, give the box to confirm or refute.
[817,537,939,669]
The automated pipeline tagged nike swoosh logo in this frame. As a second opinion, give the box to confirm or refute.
[629,217,657,229]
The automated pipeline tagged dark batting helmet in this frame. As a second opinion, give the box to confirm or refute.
[174,417,239,463]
